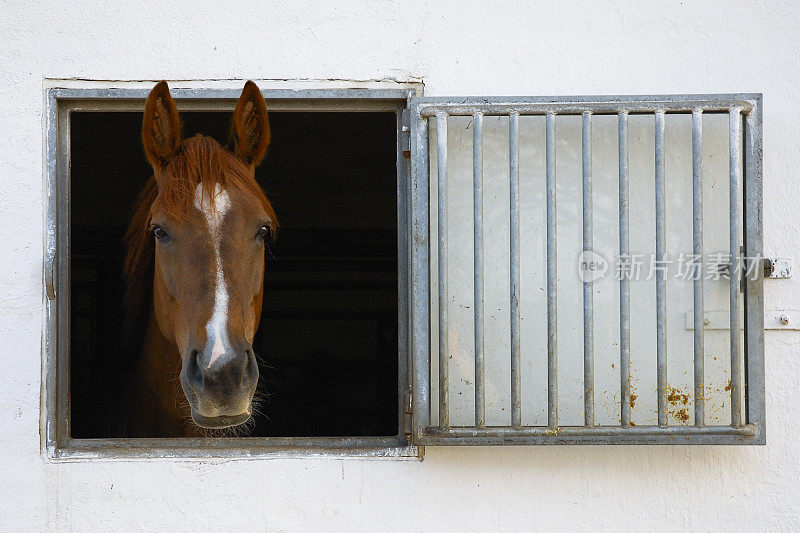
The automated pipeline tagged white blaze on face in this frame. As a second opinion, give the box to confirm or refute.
[194,182,231,369]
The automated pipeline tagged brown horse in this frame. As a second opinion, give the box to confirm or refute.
[123,81,277,437]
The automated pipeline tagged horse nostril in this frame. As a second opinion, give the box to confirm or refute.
[244,347,258,385]
[186,349,203,390]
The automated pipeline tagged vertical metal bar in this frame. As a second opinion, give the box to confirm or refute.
[692,108,705,427]
[546,112,558,429]
[654,110,667,427]
[55,98,73,449]
[396,109,411,440]
[618,110,631,427]
[436,112,450,428]
[410,105,431,439]
[473,112,485,429]
[509,112,522,429]
[44,90,59,453]
[729,107,743,428]
[58,103,74,446]
[582,111,594,427]
[743,96,765,443]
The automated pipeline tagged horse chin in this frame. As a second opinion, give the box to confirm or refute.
[190,409,251,429]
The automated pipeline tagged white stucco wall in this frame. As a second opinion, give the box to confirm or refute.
[2,1,799,530]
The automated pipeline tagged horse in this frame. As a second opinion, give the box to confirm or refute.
[123,80,277,437]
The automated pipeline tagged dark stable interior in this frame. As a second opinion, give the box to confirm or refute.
[69,110,399,438]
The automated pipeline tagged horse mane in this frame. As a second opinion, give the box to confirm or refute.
[123,134,278,350]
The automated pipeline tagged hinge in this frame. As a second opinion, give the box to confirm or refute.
[401,109,411,159]
[741,245,747,293]
[402,389,412,439]
[45,254,55,300]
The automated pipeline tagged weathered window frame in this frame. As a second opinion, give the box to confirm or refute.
[43,83,422,459]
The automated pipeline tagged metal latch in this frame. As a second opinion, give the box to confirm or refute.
[402,389,412,439]
[401,109,411,159]
[764,258,792,279]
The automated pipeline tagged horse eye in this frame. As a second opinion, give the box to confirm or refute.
[256,225,270,240]
[152,225,170,241]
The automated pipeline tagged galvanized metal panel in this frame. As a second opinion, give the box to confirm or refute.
[409,94,764,445]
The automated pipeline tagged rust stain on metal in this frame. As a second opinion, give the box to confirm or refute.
[667,388,689,405]
[666,385,691,425]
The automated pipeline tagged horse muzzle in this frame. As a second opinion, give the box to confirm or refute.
[179,344,259,428]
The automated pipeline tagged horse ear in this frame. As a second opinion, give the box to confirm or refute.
[142,81,182,171]
[231,81,270,167]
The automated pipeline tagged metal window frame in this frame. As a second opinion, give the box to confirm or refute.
[43,85,421,459]
[408,94,765,445]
